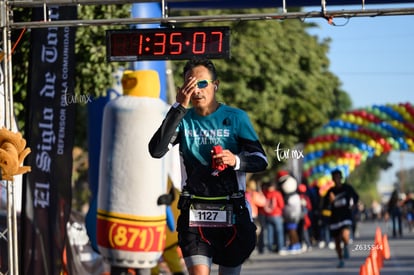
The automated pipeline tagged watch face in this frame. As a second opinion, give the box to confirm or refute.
[106,26,230,61]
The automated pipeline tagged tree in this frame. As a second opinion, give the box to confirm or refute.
[10,4,131,147]
[396,166,414,194]
[348,154,392,205]
[170,9,352,179]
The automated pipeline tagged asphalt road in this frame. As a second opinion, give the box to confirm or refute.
[211,219,414,275]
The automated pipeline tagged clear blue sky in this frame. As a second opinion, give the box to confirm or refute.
[305,3,414,188]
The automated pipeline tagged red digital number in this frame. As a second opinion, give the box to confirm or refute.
[211,31,223,53]
[138,34,143,55]
[153,33,166,55]
[192,32,206,54]
[170,32,182,55]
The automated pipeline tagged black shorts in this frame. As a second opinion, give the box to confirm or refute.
[177,207,257,267]
[330,220,352,238]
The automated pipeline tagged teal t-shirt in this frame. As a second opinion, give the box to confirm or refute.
[177,104,259,172]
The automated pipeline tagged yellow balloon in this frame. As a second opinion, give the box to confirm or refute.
[367,139,377,149]
[305,144,315,153]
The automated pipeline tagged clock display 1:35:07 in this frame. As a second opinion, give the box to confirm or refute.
[106,27,231,61]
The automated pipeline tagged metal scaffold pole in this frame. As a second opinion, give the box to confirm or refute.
[1,0,19,274]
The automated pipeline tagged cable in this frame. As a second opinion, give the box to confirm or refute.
[1,28,27,63]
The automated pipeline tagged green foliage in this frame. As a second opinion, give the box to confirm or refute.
[73,4,130,148]
[71,147,91,212]
[10,5,130,143]
[348,154,392,205]
[170,9,352,178]
[396,167,414,194]
[9,10,31,131]
[74,4,130,98]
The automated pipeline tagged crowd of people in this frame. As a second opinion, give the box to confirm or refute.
[380,188,414,237]
[246,170,414,268]
[348,188,414,238]
[246,169,361,268]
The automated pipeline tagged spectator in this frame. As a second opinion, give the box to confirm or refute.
[303,179,319,246]
[245,179,267,241]
[387,188,403,238]
[257,182,270,254]
[298,183,313,252]
[262,181,286,254]
[277,171,302,255]
[403,192,414,232]
[318,197,334,250]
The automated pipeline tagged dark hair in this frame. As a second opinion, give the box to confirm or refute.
[331,169,342,177]
[183,58,217,80]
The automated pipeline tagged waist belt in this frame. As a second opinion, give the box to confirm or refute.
[178,191,246,214]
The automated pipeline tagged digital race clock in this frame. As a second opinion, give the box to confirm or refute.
[106,26,231,62]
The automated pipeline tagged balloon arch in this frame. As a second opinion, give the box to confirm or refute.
[303,102,414,195]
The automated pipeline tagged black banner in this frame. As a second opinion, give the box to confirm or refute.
[21,6,77,275]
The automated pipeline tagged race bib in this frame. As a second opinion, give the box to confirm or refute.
[189,203,233,227]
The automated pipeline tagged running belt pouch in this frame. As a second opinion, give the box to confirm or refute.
[178,191,191,210]
[231,193,246,214]
[186,164,238,197]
